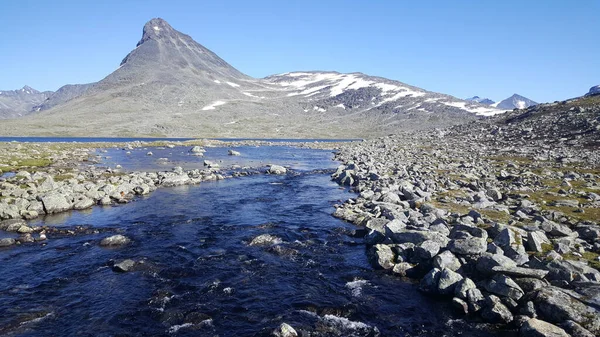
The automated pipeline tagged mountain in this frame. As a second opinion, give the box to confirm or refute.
[492,94,537,110]
[448,93,600,148]
[466,96,495,105]
[0,18,504,138]
[33,83,94,112]
[0,86,52,118]
[587,85,600,96]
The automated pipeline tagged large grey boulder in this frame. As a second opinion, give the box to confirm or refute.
[527,231,551,252]
[541,220,572,237]
[41,193,72,214]
[476,254,518,275]
[419,268,441,294]
[433,250,461,271]
[491,266,549,279]
[532,287,599,334]
[481,295,513,324]
[449,237,487,255]
[161,174,191,187]
[386,228,449,246]
[414,240,441,260]
[483,274,524,301]
[437,268,464,295]
[73,197,94,210]
[367,244,395,270]
[520,318,569,337]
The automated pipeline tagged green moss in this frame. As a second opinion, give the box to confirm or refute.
[563,251,600,271]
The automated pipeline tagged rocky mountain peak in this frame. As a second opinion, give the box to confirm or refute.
[493,93,537,110]
[137,18,177,47]
[21,86,39,94]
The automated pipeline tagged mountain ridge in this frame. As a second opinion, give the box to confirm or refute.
[0,18,505,137]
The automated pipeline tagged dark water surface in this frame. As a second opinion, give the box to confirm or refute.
[0,147,510,336]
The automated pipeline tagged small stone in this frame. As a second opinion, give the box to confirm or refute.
[113,259,136,272]
[273,323,298,337]
[0,238,16,247]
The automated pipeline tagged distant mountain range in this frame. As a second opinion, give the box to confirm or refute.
[0,18,587,138]
[0,86,52,118]
[466,94,538,110]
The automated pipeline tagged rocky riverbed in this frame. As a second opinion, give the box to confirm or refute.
[331,128,600,336]
[0,139,341,247]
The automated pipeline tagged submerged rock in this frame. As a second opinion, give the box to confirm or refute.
[100,234,131,247]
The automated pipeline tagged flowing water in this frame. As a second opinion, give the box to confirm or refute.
[0,145,512,336]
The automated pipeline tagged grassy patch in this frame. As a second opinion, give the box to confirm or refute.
[563,251,600,271]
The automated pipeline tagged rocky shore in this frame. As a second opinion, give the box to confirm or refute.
[331,128,600,336]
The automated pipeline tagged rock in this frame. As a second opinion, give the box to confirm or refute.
[100,234,131,247]
[491,266,549,279]
[273,323,298,337]
[433,250,462,271]
[367,244,395,270]
[249,234,282,246]
[228,149,241,156]
[476,254,518,275]
[481,295,513,324]
[454,277,477,300]
[0,219,27,231]
[541,220,573,237]
[514,278,549,293]
[560,320,595,337]
[41,193,72,214]
[452,297,469,315]
[161,174,191,187]
[483,274,524,301]
[73,197,94,210]
[449,237,487,255]
[113,259,136,272]
[267,165,287,175]
[527,231,551,252]
[486,188,503,202]
[414,240,441,260]
[0,238,16,247]
[532,287,591,328]
[99,196,111,205]
[387,228,449,246]
[466,288,485,313]
[437,268,464,295]
[419,268,441,294]
[189,146,204,153]
[146,151,153,156]
[392,262,416,277]
[16,225,33,234]
[520,318,569,337]
[520,301,537,318]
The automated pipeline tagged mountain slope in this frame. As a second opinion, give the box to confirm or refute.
[0,18,504,138]
[0,86,52,118]
[492,94,537,110]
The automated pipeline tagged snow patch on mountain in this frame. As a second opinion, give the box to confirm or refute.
[202,101,227,110]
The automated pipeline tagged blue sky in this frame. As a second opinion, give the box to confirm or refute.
[1,0,598,103]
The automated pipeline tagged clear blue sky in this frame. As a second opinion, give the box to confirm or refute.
[1,0,598,103]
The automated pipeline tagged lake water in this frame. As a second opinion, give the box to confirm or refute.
[0,145,511,336]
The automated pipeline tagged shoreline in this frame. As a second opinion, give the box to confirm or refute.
[330,131,600,336]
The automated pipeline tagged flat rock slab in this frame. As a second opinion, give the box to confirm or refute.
[492,266,549,279]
